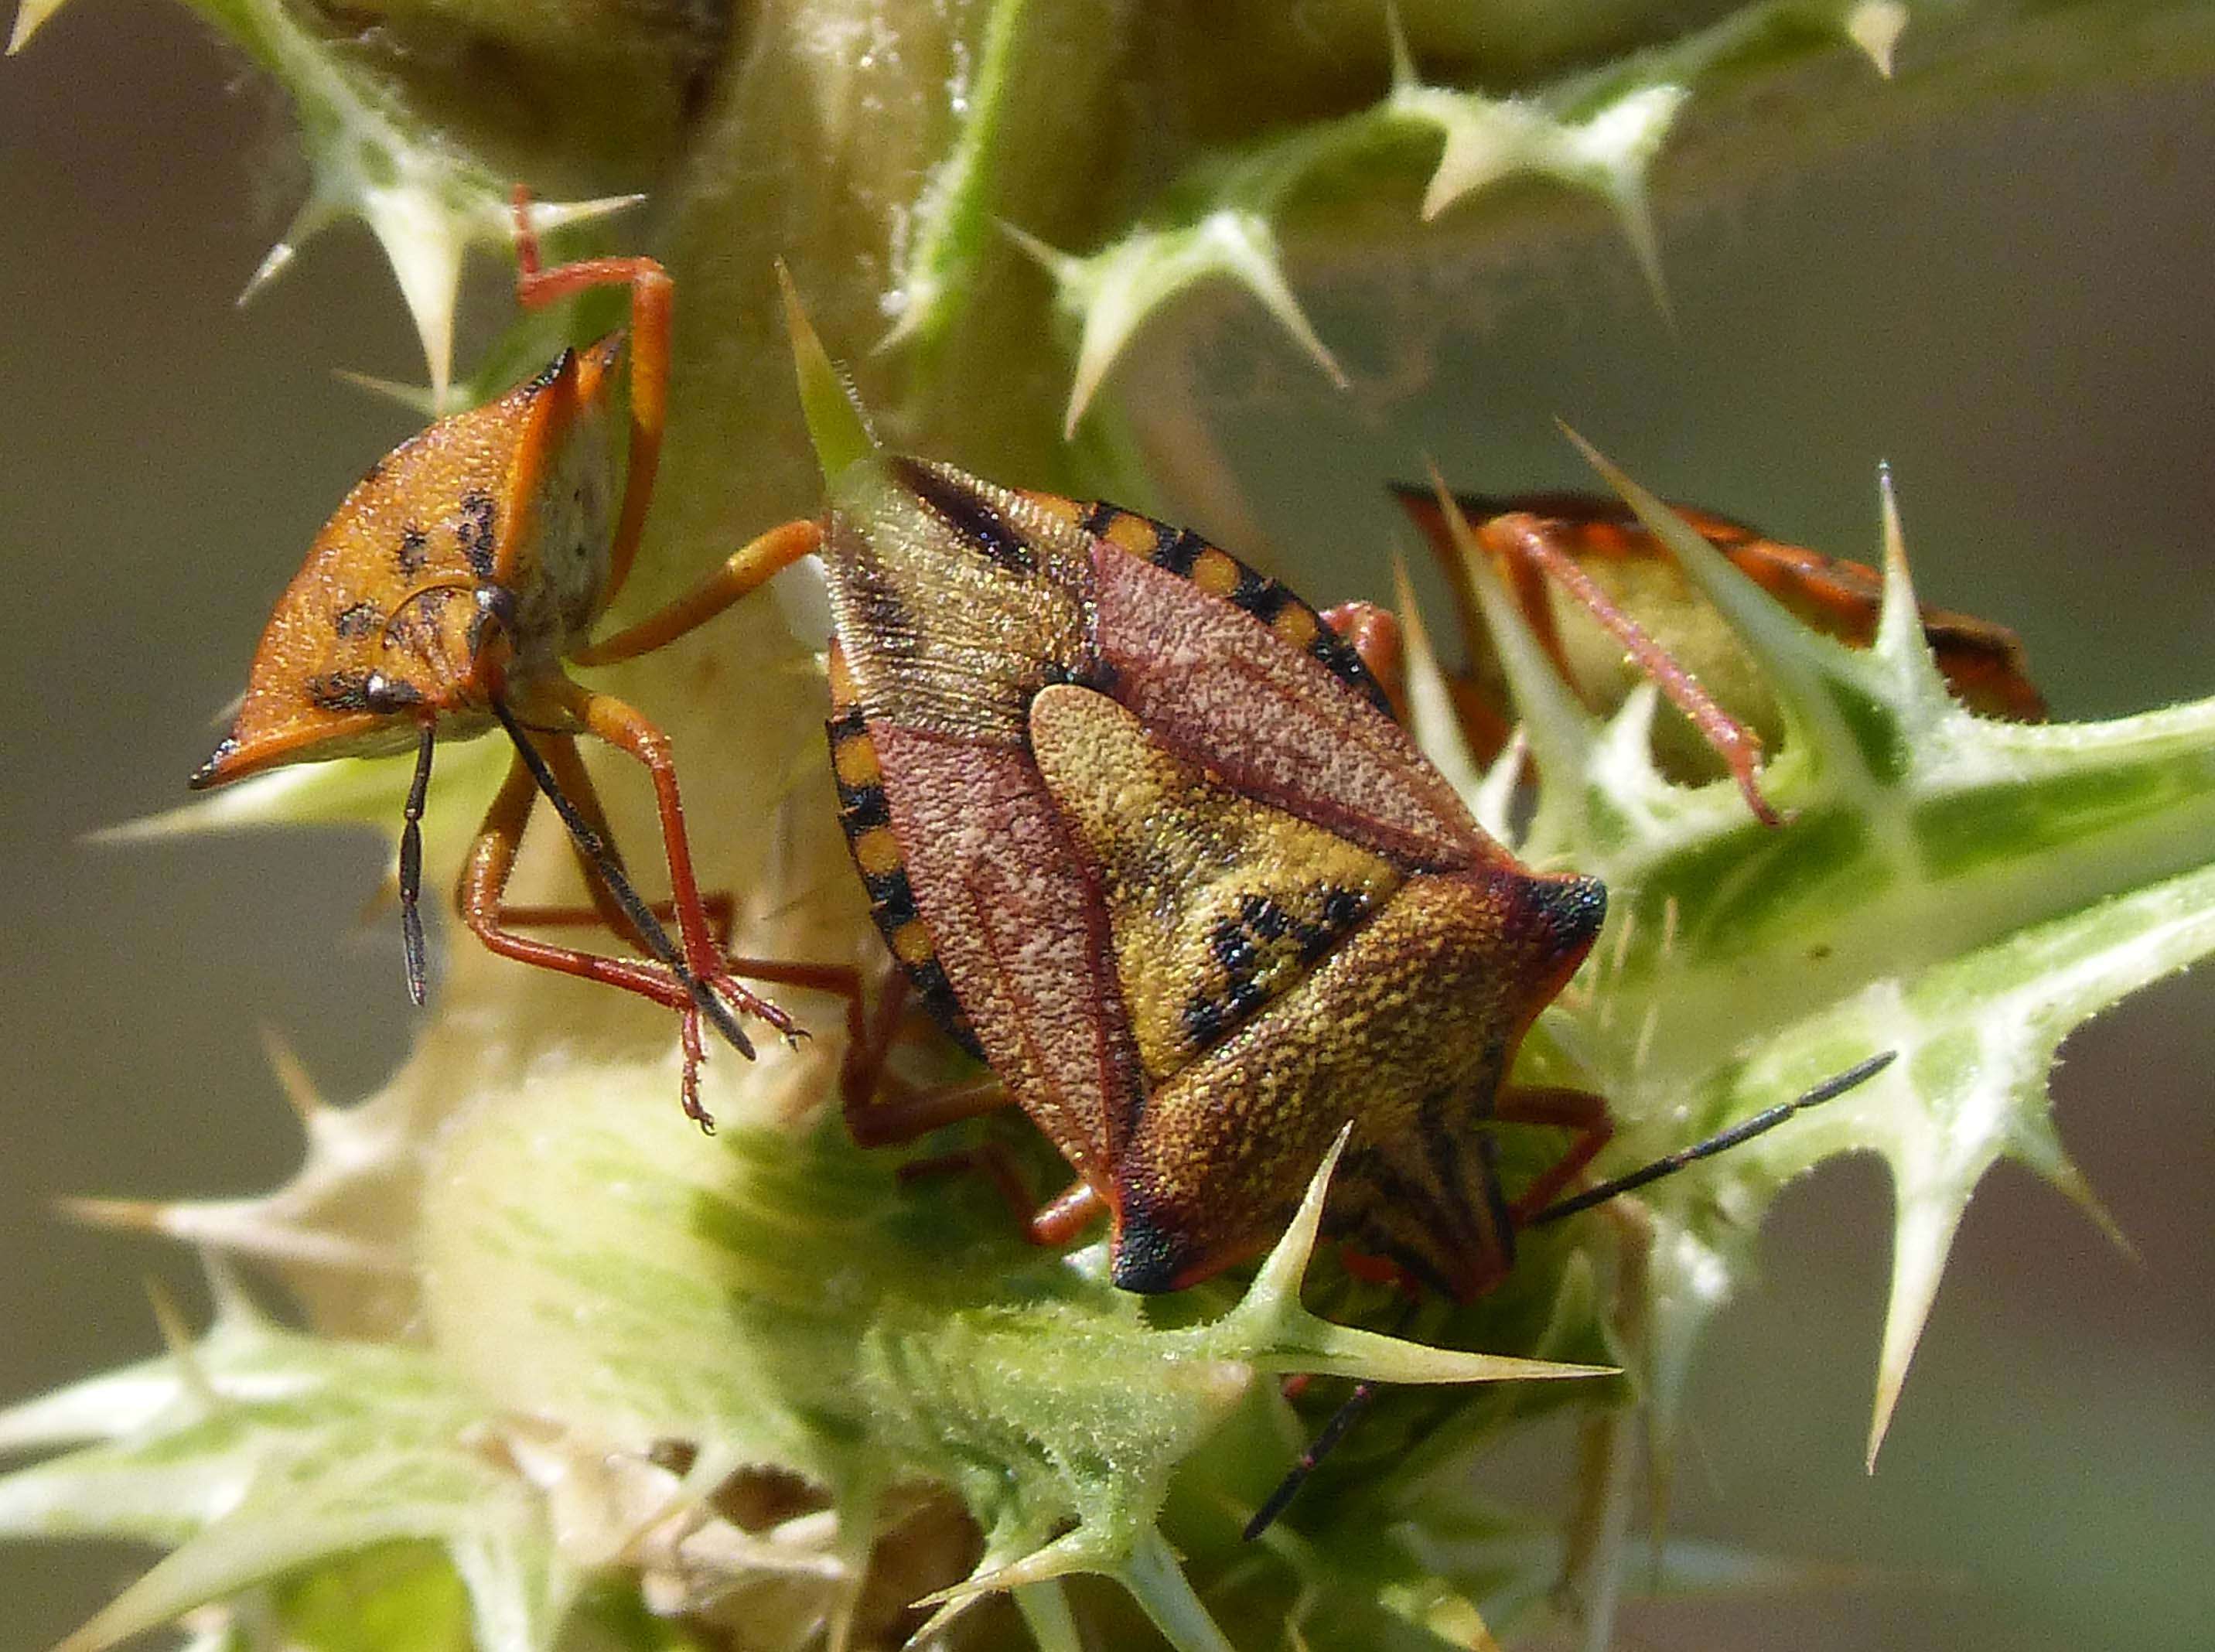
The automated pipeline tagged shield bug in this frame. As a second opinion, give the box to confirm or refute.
[691,287,1899,1531]
[190,190,817,1124]
[806,464,1891,1292]
[790,437,1896,1531]
[1392,486,2046,783]
[819,469,1616,1302]
[694,286,1886,1302]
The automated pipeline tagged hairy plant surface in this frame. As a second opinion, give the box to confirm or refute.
[5,1,2213,1648]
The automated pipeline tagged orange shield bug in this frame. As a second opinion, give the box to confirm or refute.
[1392,486,2046,786]
[190,190,820,1125]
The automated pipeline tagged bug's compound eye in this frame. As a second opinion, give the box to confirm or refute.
[474,582,520,636]
[362,671,426,715]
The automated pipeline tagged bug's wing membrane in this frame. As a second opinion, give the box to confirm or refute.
[823,458,1142,1184]
[1090,546,1490,871]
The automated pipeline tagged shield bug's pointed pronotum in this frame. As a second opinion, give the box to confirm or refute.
[1393,484,2046,787]
[191,189,821,1126]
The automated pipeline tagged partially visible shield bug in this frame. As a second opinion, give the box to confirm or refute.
[1393,485,2046,787]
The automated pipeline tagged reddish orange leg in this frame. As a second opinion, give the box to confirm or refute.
[507,202,815,672]
[1479,513,1782,827]
[554,681,800,1103]
[899,1147,1108,1247]
[805,965,1109,1241]
[504,736,742,952]
[1031,1179,1110,1244]
[703,956,932,1133]
[648,954,1012,1149]
[480,698,783,1126]
[1494,1086,1615,1227]
[510,186,671,605]
[783,966,1000,1146]
[497,893,739,948]
[573,520,824,668]
[1321,600,1411,725]
[457,750,710,1017]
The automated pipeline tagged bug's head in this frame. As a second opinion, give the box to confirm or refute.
[191,348,619,789]
[189,573,519,788]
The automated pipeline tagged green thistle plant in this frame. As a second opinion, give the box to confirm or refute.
[5,1,2213,1648]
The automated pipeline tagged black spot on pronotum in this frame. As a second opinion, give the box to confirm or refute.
[456,491,499,579]
[891,456,1036,576]
[305,671,374,712]
[396,526,430,575]
[333,601,381,639]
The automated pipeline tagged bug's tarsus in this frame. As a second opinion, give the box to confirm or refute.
[677,1009,715,1135]
[1526,1050,1897,1229]
[488,695,756,1064]
[509,183,543,281]
[398,718,436,1006]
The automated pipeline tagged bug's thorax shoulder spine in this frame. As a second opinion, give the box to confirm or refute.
[815,454,1101,744]
[497,340,622,681]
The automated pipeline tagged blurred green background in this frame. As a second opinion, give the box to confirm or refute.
[1,9,2209,1649]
